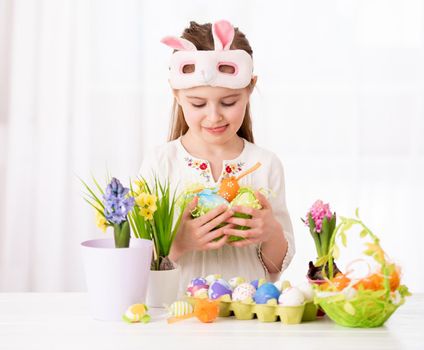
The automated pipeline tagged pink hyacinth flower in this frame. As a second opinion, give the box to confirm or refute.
[305,200,333,233]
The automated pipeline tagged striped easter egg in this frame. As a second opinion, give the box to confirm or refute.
[169,301,193,317]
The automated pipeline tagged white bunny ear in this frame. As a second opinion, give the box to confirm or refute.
[212,20,235,50]
[160,36,197,51]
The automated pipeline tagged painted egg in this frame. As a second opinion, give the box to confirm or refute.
[218,177,240,202]
[197,189,229,212]
[169,301,193,317]
[186,284,209,298]
[122,304,151,323]
[228,276,246,289]
[188,277,208,287]
[205,274,222,285]
[297,281,315,302]
[232,282,256,302]
[208,279,232,300]
[250,278,266,289]
[254,282,281,304]
[186,277,209,297]
[278,287,305,306]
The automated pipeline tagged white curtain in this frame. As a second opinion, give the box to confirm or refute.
[0,0,423,292]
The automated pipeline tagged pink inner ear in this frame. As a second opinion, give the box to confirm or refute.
[160,36,196,51]
[161,36,187,50]
[213,20,234,50]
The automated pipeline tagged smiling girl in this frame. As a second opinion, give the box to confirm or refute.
[139,20,295,295]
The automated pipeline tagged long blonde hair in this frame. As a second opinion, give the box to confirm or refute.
[167,21,255,143]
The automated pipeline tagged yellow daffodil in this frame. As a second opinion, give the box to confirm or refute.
[140,207,154,221]
[135,192,148,207]
[95,209,107,232]
[144,194,157,208]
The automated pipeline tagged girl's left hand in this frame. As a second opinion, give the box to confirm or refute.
[223,191,282,247]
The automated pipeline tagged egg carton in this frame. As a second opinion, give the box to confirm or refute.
[186,297,318,324]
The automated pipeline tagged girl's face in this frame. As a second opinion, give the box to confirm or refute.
[174,79,256,145]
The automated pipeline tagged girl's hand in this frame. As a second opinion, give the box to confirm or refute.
[169,196,235,261]
[223,191,282,247]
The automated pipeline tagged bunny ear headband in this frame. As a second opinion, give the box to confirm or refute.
[161,20,254,89]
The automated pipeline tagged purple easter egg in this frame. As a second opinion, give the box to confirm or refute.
[254,282,280,304]
[189,277,208,287]
[208,279,232,300]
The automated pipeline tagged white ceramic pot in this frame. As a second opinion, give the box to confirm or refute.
[146,264,181,307]
[81,238,153,321]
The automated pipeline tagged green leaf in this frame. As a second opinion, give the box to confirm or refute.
[360,229,367,238]
[340,231,347,247]
[355,208,360,219]
[320,216,330,255]
[332,244,340,260]
[315,255,328,267]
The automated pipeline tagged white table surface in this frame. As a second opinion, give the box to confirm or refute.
[0,293,422,350]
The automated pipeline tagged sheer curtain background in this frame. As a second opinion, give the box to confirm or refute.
[0,0,423,292]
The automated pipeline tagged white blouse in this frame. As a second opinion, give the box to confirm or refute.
[138,137,295,297]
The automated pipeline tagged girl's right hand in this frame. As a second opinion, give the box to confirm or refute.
[169,196,235,262]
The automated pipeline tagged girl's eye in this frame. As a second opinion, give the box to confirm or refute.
[222,101,236,107]
[192,103,206,108]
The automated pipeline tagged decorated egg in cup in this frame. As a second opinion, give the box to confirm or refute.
[254,282,280,304]
[232,282,256,303]
[278,287,305,306]
[277,287,306,325]
[186,277,209,298]
[208,279,232,301]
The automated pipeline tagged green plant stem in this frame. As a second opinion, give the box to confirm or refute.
[312,233,322,258]
[114,221,130,248]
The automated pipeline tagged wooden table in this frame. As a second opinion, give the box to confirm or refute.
[0,293,422,349]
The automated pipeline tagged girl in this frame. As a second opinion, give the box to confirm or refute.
[139,20,295,295]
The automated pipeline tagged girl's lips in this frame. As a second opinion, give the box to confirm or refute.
[204,124,229,134]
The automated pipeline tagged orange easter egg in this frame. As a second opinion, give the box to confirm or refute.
[194,299,219,323]
[218,177,239,202]
[331,273,351,291]
[354,273,384,291]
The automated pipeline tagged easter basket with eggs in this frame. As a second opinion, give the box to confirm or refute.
[180,162,264,242]
[313,209,411,328]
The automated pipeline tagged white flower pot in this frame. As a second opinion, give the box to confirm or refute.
[146,264,181,307]
[81,238,153,321]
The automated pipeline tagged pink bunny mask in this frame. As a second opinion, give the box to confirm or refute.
[161,20,254,89]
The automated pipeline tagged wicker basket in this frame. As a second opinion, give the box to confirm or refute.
[313,212,409,328]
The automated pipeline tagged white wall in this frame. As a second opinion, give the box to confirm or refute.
[0,0,423,292]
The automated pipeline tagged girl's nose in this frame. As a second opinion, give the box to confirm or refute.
[206,104,223,122]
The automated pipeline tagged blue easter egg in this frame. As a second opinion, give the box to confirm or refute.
[254,283,280,304]
[198,189,229,210]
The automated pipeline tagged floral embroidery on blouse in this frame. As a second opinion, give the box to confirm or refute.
[184,157,245,183]
[184,157,211,182]
[222,161,245,179]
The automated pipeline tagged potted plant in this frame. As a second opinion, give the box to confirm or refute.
[80,177,153,321]
[128,176,186,307]
[302,200,341,282]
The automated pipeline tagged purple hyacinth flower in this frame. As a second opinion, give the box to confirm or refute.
[103,177,134,224]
